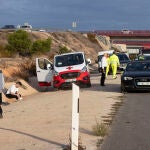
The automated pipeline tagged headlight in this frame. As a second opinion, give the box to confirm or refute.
[124,77,133,80]
[81,66,87,72]
[54,70,59,76]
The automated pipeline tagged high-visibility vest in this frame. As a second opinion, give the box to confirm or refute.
[110,54,120,65]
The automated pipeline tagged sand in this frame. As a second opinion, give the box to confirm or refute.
[0,74,122,150]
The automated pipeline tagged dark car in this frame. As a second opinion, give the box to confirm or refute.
[1,25,16,29]
[1,25,16,31]
[121,61,150,92]
[136,54,150,61]
[116,53,130,71]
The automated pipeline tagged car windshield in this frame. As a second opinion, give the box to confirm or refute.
[117,54,130,61]
[55,53,84,67]
[126,62,150,71]
[139,55,150,60]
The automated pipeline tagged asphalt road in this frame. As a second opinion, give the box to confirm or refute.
[101,92,150,150]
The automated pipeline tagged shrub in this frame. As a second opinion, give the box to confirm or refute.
[31,38,52,54]
[59,46,71,54]
[87,33,98,43]
[7,30,32,54]
[0,45,13,57]
[92,120,108,137]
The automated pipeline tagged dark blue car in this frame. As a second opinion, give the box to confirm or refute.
[121,61,150,92]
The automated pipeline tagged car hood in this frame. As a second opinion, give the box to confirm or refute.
[123,71,150,77]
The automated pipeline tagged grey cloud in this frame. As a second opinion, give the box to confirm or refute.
[1,0,150,30]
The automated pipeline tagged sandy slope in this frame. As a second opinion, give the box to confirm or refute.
[0,75,122,150]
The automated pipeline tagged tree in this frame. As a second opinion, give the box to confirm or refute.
[31,38,52,54]
[7,30,32,54]
[59,46,71,54]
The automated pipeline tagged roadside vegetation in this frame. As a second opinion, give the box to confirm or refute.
[1,30,52,57]
[92,119,109,137]
[58,46,71,54]
[12,59,36,81]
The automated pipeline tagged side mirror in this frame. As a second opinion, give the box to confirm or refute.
[86,58,91,65]
[47,64,54,70]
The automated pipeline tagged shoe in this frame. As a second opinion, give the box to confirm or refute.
[19,97,23,100]
[113,76,117,79]
[101,84,105,86]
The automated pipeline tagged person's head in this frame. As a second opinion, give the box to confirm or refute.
[113,51,116,55]
[15,81,22,88]
[104,53,108,57]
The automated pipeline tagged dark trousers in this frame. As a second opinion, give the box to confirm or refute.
[0,93,2,115]
[6,94,19,100]
[101,67,106,86]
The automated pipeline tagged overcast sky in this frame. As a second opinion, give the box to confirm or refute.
[0,0,150,31]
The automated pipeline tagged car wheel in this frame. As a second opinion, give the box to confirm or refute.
[120,84,127,93]
[86,82,92,88]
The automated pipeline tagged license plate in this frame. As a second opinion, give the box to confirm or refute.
[137,82,150,85]
[65,79,76,82]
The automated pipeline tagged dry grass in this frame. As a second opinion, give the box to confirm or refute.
[2,59,36,82]
[63,135,86,150]
[12,59,36,81]
[92,120,109,137]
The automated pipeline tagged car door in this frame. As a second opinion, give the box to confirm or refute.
[36,58,53,86]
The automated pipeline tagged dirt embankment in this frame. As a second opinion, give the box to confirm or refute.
[0,30,102,61]
[0,30,102,101]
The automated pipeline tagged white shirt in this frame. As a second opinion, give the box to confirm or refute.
[101,56,107,69]
[6,84,19,94]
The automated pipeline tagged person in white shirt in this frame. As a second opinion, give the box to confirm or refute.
[6,81,23,100]
[100,53,108,86]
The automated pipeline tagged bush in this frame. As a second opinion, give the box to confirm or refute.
[0,45,13,57]
[92,120,108,137]
[31,38,51,54]
[87,33,98,43]
[7,30,32,54]
[59,46,71,54]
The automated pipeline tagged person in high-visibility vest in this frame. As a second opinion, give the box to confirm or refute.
[110,52,120,79]
[138,54,145,60]
[106,54,110,78]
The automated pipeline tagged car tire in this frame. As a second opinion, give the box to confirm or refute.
[86,82,92,88]
[120,84,127,93]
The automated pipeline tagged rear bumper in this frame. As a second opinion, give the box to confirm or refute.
[53,71,90,88]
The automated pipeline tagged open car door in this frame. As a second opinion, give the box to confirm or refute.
[36,58,53,86]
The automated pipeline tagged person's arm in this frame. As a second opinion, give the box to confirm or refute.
[101,57,105,69]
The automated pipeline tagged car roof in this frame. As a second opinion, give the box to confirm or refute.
[54,52,84,57]
[130,60,150,63]
[98,50,114,55]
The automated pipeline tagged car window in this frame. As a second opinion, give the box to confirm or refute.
[55,53,84,67]
[126,62,150,71]
[117,54,129,61]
